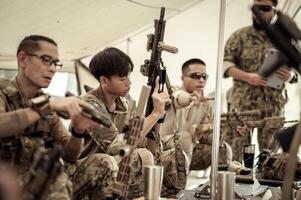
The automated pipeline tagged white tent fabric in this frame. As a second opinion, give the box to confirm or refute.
[0,0,201,63]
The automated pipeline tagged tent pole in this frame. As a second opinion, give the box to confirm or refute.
[210,0,226,199]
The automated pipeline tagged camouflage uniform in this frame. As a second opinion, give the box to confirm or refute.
[223,26,286,161]
[64,153,118,200]
[78,87,154,199]
[0,78,72,200]
[160,86,228,171]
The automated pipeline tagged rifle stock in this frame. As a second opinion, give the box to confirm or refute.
[107,86,151,199]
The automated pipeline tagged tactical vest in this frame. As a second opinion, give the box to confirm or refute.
[0,78,58,174]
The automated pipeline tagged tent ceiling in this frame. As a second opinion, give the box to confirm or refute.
[0,0,201,63]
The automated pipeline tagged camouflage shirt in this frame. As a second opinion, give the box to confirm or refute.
[223,26,286,116]
[80,87,128,158]
[0,78,70,173]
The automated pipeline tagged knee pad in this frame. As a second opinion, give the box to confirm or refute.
[90,154,119,172]
[135,148,154,174]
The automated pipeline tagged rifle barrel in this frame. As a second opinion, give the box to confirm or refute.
[221,110,261,118]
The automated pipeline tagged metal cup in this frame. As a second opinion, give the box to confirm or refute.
[144,165,164,200]
[243,144,255,168]
[217,171,235,200]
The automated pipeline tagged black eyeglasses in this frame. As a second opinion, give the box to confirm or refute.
[185,72,209,80]
[253,4,275,12]
[26,53,63,70]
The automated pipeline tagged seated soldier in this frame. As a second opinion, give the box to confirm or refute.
[70,47,189,198]
[0,35,118,200]
[160,58,246,171]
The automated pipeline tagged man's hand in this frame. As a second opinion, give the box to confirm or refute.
[151,76,171,118]
[246,73,267,86]
[191,89,214,103]
[276,67,291,81]
[236,125,249,136]
[50,97,101,133]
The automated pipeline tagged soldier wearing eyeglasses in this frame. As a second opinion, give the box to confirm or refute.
[223,0,297,161]
[0,35,118,199]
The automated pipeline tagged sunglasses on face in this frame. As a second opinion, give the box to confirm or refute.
[26,53,63,70]
[253,4,275,12]
[185,72,209,80]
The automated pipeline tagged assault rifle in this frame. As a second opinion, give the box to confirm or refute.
[107,86,151,199]
[140,7,178,140]
[220,109,262,135]
[220,109,297,134]
[22,145,63,200]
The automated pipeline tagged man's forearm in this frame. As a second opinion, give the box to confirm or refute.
[63,136,84,162]
[141,112,161,141]
[0,108,40,138]
[226,66,250,82]
[176,91,192,108]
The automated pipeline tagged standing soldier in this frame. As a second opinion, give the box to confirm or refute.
[223,0,296,161]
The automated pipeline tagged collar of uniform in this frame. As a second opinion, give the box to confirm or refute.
[248,25,270,43]
[95,86,128,115]
[12,77,46,107]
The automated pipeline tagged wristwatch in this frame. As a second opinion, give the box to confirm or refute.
[30,94,52,118]
[71,127,86,139]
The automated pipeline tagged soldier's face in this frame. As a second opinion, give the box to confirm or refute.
[103,74,131,97]
[182,64,207,93]
[19,41,58,88]
[253,0,276,23]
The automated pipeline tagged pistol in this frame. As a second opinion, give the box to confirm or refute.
[57,92,112,128]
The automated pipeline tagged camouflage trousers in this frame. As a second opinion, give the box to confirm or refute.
[107,134,155,199]
[162,132,229,172]
[126,148,154,199]
[225,128,279,162]
[189,144,228,170]
[223,124,249,162]
[160,135,189,198]
[45,172,73,200]
[225,103,280,162]
[21,168,72,200]
[65,154,118,200]
[123,135,188,199]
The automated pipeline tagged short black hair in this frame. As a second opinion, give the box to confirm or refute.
[272,0,278,6]
[89,47,134,80]
[181,58,206,75]
[254,0,278,6]
[17,35,57,55]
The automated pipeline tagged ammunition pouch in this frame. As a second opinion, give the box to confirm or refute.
[258,152,292,180]
[0,136,45,174]
[0,137,19,161]
[17,137,45,169]
[161,143,187,192]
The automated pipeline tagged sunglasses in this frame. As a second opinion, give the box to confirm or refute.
[253,4,275,12]
[185,72,209,80]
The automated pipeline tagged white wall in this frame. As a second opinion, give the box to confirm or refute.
[115,0,252,101]
[85,0,300,121]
